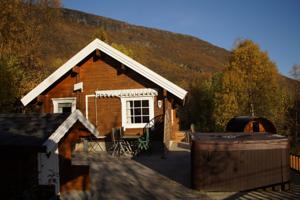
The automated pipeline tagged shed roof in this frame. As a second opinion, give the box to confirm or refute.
[0,110,99,152]
[21,38,188,106]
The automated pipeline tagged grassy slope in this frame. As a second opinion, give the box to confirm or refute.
[40,8,296,91]
[41,8,230,88]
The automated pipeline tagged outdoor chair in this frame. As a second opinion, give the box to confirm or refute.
[138,128,150,153]
[110,127,132,156]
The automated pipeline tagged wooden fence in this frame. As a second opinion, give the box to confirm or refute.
[290,153,300,172]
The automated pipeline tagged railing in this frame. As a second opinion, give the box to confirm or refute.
[290,153,300,172]
[143,114,164,140]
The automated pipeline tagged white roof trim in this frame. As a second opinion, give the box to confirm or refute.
[21,38,187,106]
[43,110,99,153]
[95,88,158,98]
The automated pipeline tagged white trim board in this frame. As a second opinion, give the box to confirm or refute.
[21,38,188,106]
[52,97,76,113]
[95,88,158,98]
[43,110,99,153]
[121,96,155,129]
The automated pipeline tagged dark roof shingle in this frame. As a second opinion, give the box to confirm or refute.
[0,113,69,150]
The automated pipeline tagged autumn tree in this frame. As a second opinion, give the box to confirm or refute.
[286,64,300,144]
[0,0,61,112]
[93,27,110,43]
[111,43,134,57]
[178,75,215,131]
[214,40,285,130]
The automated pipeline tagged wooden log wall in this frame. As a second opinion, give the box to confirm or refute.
[58,122,93,193]
[36,51,182,137]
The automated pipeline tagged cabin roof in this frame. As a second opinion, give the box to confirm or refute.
[0,110,99,152]
[21,38,188,106]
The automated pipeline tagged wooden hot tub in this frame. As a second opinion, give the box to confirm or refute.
[191,132,289,191]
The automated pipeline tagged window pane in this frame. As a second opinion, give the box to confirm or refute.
[58,103,72,113]
[125,99,151,125]
[135,116,141,123]
[134,108,141,115]
[142,116,150,123]
[142,108,149,115]
[62,107,72,113]
[58,103,72,108]
[134,100,141,107]
[142,100,149,107]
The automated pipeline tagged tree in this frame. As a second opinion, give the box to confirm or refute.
[288,64,300,144]
[93,27,110,43]
[111,43,134,57]
[178,76,215,132]
[0,0,61,112]
[92,27,134,57]
[214,40,284,130]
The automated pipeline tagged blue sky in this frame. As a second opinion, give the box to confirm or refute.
[62,0,300,76]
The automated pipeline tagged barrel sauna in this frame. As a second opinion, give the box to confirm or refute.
[191,132,289,191]
[226,116,277,134]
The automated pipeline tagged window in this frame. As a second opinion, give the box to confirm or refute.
[52,97,76,114]
[121,97,154,129]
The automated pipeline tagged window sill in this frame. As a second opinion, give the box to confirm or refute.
[124,123,148,129]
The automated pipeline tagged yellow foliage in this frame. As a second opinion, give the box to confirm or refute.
[214,40,284,130]
[111,43,134,58]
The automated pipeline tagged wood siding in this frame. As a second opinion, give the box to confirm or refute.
[37,52,179,137]
[191,137,290,191]
[244,121,266,133]
[58,123,92,193]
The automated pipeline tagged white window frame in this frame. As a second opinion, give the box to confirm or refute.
[52,97,76,113]
[121,96,154,129]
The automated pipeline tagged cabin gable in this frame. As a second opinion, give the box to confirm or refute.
[21,39,187,106]
[38,51,167,135]
[22,38,186,140]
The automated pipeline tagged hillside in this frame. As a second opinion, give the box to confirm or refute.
[41,8,230,88]
[1,4,297,134]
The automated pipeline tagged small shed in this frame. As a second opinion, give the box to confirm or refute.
[226,116,276,134]
[0,110,99,198]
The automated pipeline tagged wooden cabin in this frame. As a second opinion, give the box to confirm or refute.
[21,38,187,144]
[0,110,99,197]
[226,116,277,134]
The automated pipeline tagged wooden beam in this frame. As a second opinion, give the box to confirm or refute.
[95,49,101,57]
[121,64,126,70]
[72,66,80,74]
[163,89,168,98]
[37,95,44,103]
